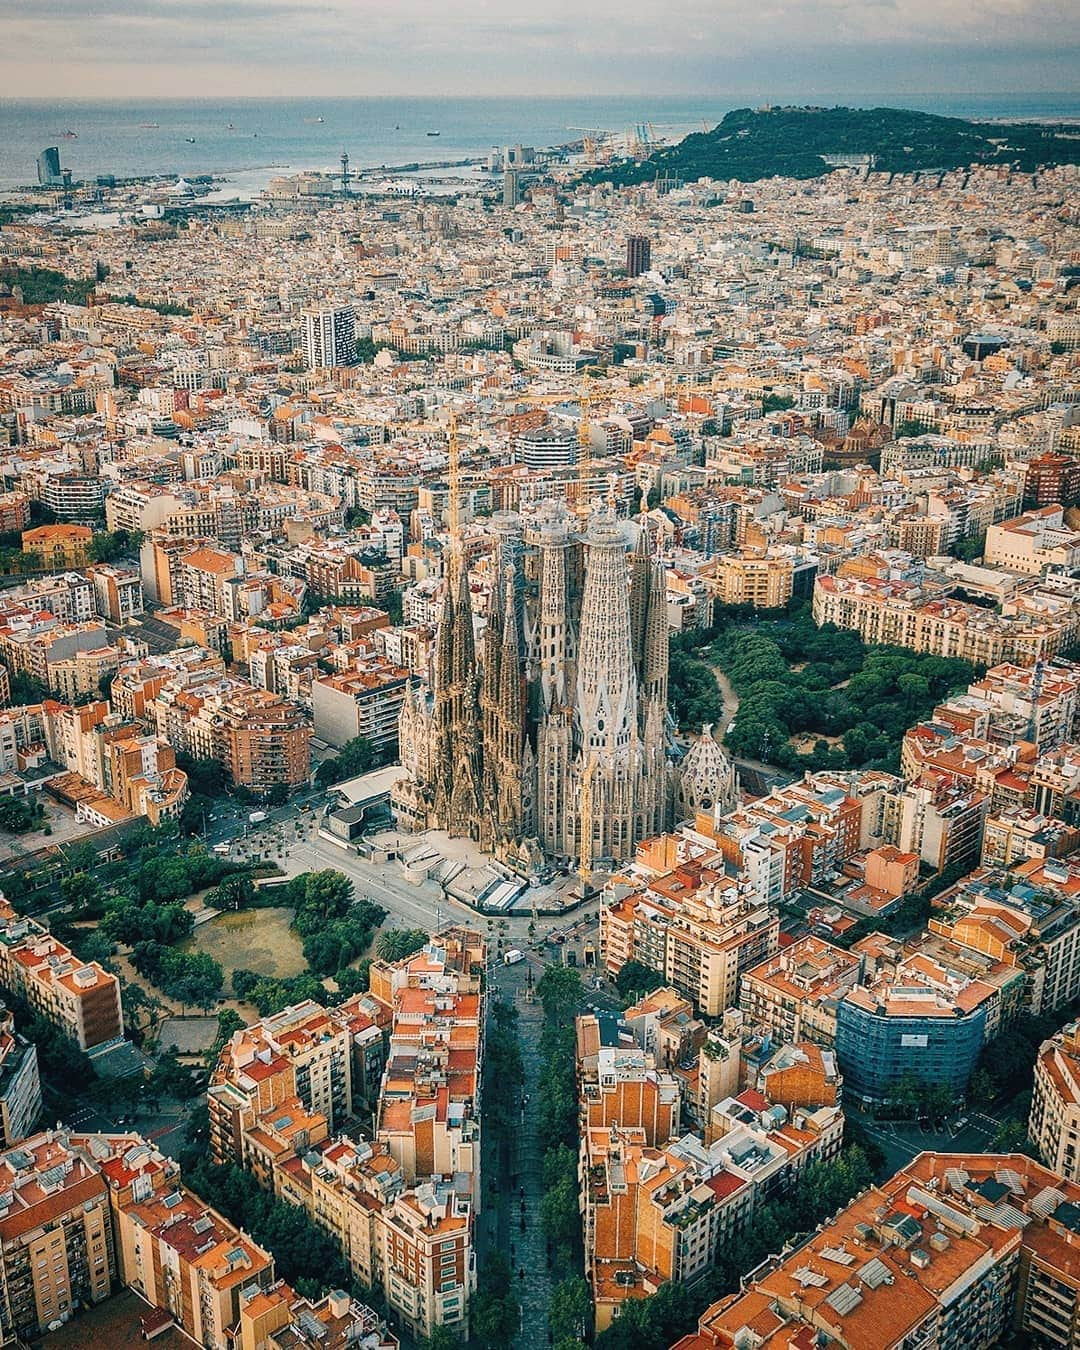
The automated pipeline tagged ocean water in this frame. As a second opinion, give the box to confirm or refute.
[1,93,1078,191]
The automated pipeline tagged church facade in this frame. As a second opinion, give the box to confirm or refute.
[394,496,678,873]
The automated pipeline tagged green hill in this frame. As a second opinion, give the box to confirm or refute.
[592,105,1080,187]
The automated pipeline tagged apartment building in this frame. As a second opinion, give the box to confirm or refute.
[576,1012,681,1146]
[208,929,484,1341]
[984,505,1080,576]
[378,1181,473,1342]
[952,659,1080,752]
[813,569,1080,665]
[835,956,990,1107]
[601,859,778,1017]
[584,1093,843,1333]
[376,983,482,1204]
[583,1125,751,1332]
[0,1131,116,1344]
[739,936,864,1049]
[172,684,311,794]
[208,1001,353,1164]
[110,645,226,722]
[20,523,91,568]
[236,1283,399,1350]
[87,564,144,625]
[0,898,123,1052]
[3,572,95,625]
[703,550,794,610]
[1029,1020,1080,1185]
[0,607,114,688]
[981,807,1080,868]
[674,1152,1080,1350]
[929,862,1080,1017]
[117,1179,276,1349]
[897,773,989,872]
[311,660,412,755]
[0,1006,40,1150]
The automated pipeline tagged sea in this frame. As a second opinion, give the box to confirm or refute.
[1,93,1079,193]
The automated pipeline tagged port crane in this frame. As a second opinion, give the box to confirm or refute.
[565,127,616,164]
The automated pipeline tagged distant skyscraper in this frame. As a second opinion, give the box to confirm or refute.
[36,147,61,187]
[301,304,356,370]
[626,235,652,278]
[503,169,520,208]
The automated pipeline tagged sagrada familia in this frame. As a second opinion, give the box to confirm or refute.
[393,423,737,875]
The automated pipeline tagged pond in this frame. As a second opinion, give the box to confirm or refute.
[181,907,306,991]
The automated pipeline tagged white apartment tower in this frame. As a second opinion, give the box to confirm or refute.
[301,304,357,370]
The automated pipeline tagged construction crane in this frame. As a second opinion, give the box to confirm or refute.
[578,757,595,897]
[566,127,616,164]
[576,376,595,523]
[446,410,462,540]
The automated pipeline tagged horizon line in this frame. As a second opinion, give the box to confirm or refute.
[3,90,1079,104]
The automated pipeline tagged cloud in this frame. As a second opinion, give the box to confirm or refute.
[0,0,1074,96]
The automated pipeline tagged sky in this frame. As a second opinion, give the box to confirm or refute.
[0,0,1077,100]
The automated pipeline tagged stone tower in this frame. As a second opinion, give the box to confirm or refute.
[429,418,486,842]
[568,508,669,871]
[675,725,738,821]
[395,486,674,871]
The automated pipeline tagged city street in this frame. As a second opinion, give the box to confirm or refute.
[850,1108,1000,1176]
[222,801,615,956]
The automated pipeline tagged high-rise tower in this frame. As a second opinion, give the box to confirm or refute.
[301,304,356,370]
[626,235,652,278]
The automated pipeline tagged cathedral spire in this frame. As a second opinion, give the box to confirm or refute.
[447,409,463,543]
[430,413,486,841]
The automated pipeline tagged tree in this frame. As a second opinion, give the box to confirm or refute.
[150,1050,202,1100]
[205,1008,246,1068]
[177,755,229,798]
[182,1159,352,1294]
[473,1255,520,1349]
[130,943,223,1010]
[289,869,355,934]
[375,928,429,962]
[332,961,372,999]
[550,1277,592,1343]
[87,528,143,564]
[0,797,44,834]
[60,869,106,916]
[537,967,583,1026]
[205,874,256,912]
[541,1144,581,1257]
[615,959,661,1002]
[302,918,375,975]
[898,672,930,706]
[420,1330,461,1350]
[992,1118,1035,1154]
[314,735,377,787]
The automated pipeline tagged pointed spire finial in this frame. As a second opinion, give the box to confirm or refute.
[447,410,462,543]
